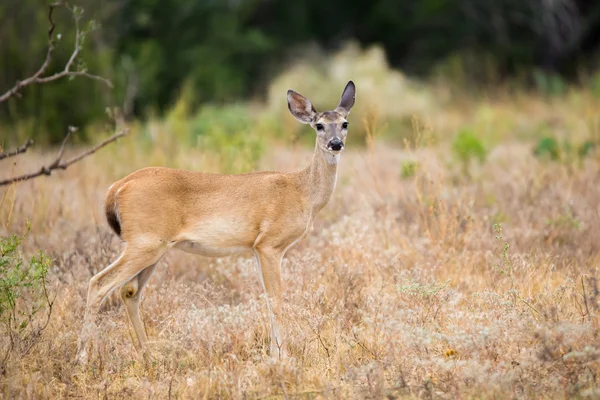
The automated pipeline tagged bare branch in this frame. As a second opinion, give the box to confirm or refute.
[0,128,128,187]
[48,126,77,169]
[59,129,127,169]
[36,71,112,88]
[0,139,34,161]
[0,2,126,187]
[0,1,112,104]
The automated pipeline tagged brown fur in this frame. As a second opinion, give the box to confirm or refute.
[76,81,356,363]
[104,189,121,237]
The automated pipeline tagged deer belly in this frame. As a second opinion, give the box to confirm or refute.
[174,240,249,257]
[173,217,254,257]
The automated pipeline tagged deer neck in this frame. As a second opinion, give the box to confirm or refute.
[301,141,339,214]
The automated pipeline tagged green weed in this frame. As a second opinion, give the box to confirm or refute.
[0,222,54,372]
[492,223,513,279]
[452,129,487,176]
[191,105,264,173]
[400,161,419,179]
[534,136,596,164]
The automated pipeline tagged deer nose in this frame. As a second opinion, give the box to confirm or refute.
[328,138,344,151]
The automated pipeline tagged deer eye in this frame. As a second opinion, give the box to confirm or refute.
[315,123,324,131]
[342,122,349,129]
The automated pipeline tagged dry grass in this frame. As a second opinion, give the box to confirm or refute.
[2,83,600,398]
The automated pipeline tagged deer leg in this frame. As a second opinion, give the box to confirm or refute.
[253,248,284,358]
[120,262,160,350]
[76,243,166,364]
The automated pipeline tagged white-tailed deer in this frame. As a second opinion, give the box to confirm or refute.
[76,81,356,363]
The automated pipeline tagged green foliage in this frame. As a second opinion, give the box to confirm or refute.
[546,207,581,231]
[578,141,595,158]
[591,72,600,99]
[534,137,560,160]
[192,105,252,141]
[452,129,487,174]
[0,0,111,144]
[533,70,567,97]
[0,223,53,370]
[534,136,596,163]
[117,0,275,111]
[191,105,265,174]
[401,161,418,178]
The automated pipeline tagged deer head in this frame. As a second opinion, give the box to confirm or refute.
[287,81,356,155]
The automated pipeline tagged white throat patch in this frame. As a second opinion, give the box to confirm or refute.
[324,152,340,165]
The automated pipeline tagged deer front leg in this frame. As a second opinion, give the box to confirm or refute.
[253,248,284,358]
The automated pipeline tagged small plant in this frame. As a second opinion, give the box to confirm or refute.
[578,140,595,158]
[396,280,452,325]
[492,223,513,278]
[452,129,487,176]
[400,161,418,178]
[533,70,567,97]
[0,223,54,372]
[534,136,596,164]
[534,137,560,160]
[591,72,600,99]
[546,207,581,231]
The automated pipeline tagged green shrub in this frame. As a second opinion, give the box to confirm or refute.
[190,105,265,174]
[533,70,567,97]
[452,129,487,175]
[578,141,595,158]
[0,223,53,372]
[401,161,419,178]
[533,136,596,163]
[534,137,560,160]
[191,105,252,140]
[591,72,600,99]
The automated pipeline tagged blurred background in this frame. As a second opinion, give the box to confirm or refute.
[1,0,600,153]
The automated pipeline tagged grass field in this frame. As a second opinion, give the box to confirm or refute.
[1,49,600,398]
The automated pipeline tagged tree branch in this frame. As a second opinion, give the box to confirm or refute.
[0,2,127,187]
[0,1,112,104]
[0,128,128,187]
[0,139,34,161]
[58,129,127,169]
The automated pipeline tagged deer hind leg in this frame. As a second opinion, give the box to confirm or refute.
[253,247,284,358]
[76,242,166,364]
[120,262,160,350]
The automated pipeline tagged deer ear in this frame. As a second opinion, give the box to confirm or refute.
[287,90,317,124]
[336,81,356,117]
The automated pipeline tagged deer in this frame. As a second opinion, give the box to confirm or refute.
[76,81,356,363]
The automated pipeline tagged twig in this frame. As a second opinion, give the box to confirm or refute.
[0,128,128,186]
[0,139,34,161]
[49,126,77,168]
[0,329,15,375]
[60,129,127,167]
[168,374,174,400]
[0,1,112,104]
[517,295,542,320]
[581,275,591,322]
